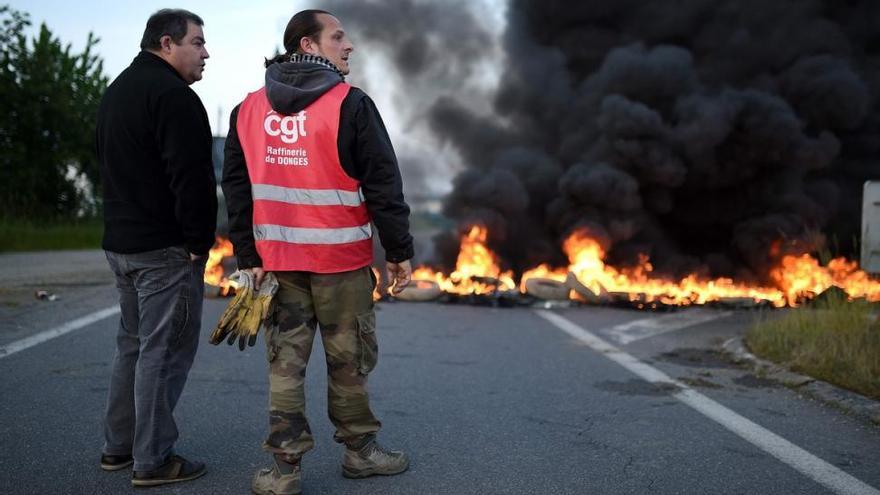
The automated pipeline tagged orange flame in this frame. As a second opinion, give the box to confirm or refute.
[771,254,880,305]
[412,225,515,295]
[550,229,880,307]
[827,257,880,301]
[560,231,787,306]
[204,237,237,296]
[420,226,880,307]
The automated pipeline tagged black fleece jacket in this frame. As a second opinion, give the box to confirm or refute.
[223,60,413,269]
[97,51,217,255]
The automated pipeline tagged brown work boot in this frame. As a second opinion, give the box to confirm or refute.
[251,459,302,495]
[342,438,410,479]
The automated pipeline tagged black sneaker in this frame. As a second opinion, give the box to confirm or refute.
[131,455,206,487]
[100,453,133,471]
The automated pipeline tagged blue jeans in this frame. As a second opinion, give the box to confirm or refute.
[102,246,206,471]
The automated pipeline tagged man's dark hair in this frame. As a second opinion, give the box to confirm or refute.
[140,9,204,51]
[265,9,331,67]
[285,9,331,54]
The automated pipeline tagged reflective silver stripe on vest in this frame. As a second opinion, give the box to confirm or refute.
[252,183,364,207]
[254,223,372,245]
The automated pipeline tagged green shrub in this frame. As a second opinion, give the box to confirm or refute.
[0,217,103,251]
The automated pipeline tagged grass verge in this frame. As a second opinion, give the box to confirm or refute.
[745,292,880,400]
[0,217,103,252]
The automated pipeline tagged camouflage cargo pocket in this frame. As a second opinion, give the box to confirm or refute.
[265,306,280,362]
[355,311,378,375]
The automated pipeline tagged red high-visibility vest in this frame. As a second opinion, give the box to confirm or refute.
[236,83,373,272]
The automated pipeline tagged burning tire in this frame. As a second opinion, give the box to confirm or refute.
[393,279,443,302]
[565,272,609,303]
[524,277,570,300]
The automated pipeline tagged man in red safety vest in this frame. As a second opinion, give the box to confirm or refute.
[222,9,414,495]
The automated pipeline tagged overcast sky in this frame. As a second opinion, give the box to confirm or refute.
[7,0,506,196]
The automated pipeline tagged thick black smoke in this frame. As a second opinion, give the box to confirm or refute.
[327,0,880,282]
[317,0,496,202]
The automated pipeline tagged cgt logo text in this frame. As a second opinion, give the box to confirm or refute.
[264,110,307,144]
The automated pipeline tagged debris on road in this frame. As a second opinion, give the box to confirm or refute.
[523,277,570,301]
[393,279,443,302]
[34,290,58,301]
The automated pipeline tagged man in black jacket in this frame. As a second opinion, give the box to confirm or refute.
[223,9,413,495]
[96,8,215,487]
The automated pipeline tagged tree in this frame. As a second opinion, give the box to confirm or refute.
[0,5,108,219]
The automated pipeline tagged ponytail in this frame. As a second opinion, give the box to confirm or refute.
[264,53,289,68]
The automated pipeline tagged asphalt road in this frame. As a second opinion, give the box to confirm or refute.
[2,285,880,494]
[0,249,116,347]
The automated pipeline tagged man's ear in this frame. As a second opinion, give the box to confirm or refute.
[159,34,174,53]
[299,36,316,55]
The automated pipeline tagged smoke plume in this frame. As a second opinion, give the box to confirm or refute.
[324,0,880,282]
[317,0,498,201]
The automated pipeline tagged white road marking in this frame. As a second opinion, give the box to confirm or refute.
[604,309,732,345]
[535,310,880,495]
[0,306,119,359]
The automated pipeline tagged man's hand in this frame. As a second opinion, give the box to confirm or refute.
[386,259,412,295]
[246,267,266,290]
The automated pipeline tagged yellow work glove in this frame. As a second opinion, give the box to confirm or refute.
[235,272,279,349]
[209,271,278,351]
[209,270,253,346]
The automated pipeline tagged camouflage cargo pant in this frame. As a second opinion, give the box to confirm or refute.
[264,266,381,461]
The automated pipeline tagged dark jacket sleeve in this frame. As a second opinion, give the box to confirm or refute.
[221,105,263,269]
[341,91,414,263]
[155,87,217,255]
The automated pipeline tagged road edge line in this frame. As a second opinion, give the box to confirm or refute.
[535,309,880,495]
[0,306,120,359]
[612,310,732,345]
